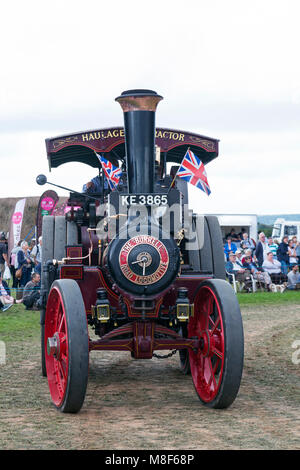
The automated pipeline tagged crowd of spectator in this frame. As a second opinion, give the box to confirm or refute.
[1,223,300,312]
[224,229,300,292]
[0,234,42,312]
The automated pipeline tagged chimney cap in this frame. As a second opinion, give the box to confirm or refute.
[115,89,163,112]
[116,89,162,99]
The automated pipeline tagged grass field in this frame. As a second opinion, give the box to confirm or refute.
[1,289,298,337]
[0,290,299,450]
[237,289,300,305]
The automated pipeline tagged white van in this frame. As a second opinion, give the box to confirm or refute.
[272,218,300,242]
[211,214,258,244]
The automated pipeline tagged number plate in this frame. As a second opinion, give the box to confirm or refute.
[119,193,168,207]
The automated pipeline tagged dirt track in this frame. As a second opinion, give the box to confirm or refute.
[0,304,299,450]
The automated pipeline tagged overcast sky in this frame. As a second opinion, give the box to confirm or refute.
[1,0,299,215]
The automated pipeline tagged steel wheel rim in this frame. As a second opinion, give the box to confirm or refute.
[45,287,69,408]
[188,286,225,403]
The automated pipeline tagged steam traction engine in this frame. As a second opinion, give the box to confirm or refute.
[38,90,244,413]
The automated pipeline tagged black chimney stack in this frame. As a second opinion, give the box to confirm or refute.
[115,89,163,194]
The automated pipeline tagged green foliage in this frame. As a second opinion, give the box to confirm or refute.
[257,223,272,237]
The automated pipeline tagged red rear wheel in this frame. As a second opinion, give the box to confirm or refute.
[44,279,89,413]
[188,279,244,408]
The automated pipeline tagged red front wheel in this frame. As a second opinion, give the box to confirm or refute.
[188,279,244,409]
[44,279,89,413]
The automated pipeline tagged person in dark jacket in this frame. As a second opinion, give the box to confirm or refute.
[225,253,252,290]
[255,232,270,266]
[276,236,289,275]
[17,241,32,287]
[22,273,40,310]
[0,232,9,277]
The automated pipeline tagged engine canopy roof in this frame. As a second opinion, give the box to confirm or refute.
[45,126,219,171]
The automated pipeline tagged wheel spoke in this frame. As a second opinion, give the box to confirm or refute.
[57,311,65,333]
[211,346,223,360]
[212,356,221,375]
[61,353,68,363]
[57,359,67,384]
[207,358,218,391]
[210,316,220,335]
[204,295,214,328]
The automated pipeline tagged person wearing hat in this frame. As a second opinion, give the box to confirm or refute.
[0,232,10,277]
[225,252,252,291]
[235,249,244,267]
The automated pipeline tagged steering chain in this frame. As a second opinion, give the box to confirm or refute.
[153,350,178,359]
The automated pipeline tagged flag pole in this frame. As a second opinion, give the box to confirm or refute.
[167,147,190,193]
[168,172,178,193]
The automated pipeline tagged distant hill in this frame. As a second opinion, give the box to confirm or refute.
[0,196,67,241]
[258,214,300,226]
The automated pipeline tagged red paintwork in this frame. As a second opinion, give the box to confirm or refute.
[89,321,199,359]
[60,263,213,319]
[44,286,69,408]
[188,285,225,403]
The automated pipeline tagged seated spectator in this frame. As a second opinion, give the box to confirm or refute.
[268,237,278,259]
[241,248,254,264]
[287,264,300,289]
[22,273,41,310]
[243,255,273,291]
[287,265,300,290]
[255,232,270,266]
[277,236,289,275]
[0,272,22,310]
[241,232,255,253]
[238,227,246,239]
[235,249,244,265]
[224,236,237,260]
[225,229,240,243]
[240,241,247,252]
[262,252,288,285]
[225,253,252,290]
[288,239,298,267]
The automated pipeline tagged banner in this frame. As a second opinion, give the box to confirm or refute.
[36,190,59,238]
[7,198,26,258]
[52,201,80,216]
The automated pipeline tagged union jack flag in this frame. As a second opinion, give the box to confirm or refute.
[95,153,122,190]
[176,149,211,195]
